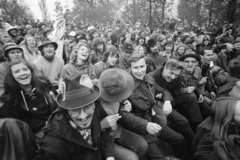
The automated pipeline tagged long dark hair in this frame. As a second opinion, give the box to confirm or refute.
[211,97,239,149]
[0,59,54,107]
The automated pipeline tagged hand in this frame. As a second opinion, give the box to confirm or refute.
[199,77,207,85]
[100,114,122,130]
[163,100,172,116]
[121,100,132,112]
[210,92,216,100]
[185,86,195,93]
[156,93,163,100]
[198,94,204,103]
[146,122,162,134]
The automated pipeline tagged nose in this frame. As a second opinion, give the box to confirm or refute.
[78,109,87,119]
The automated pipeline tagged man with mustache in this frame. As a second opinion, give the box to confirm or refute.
[40,74,115,160]
[146,38,166,72]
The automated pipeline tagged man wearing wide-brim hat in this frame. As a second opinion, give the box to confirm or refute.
[98,68,151,159]
[34,40,64,89]
[40,74,115,160]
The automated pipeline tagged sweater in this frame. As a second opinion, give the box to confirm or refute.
[34,56,64,86]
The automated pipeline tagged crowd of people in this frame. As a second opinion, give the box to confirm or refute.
[0,16,240,160]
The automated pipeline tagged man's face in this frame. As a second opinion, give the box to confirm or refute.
[9,29,18,37]
[0,33,12,44]
[97,44,104,52]
[234,43,240,51]
[69,36,75,41]
[150,44,159,54]
[202,50,213,64]
[131,58,147,80]
[43,44,55,57]
[183,57,198,73]
[68,103,95,129]
[123,50,133,60]
[163,67,181,82]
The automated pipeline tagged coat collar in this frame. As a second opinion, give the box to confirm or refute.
[43,109,100,150]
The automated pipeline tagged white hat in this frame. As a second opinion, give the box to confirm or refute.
[69,31,76,37]
[5,23,18,32]
[87,26,95,32]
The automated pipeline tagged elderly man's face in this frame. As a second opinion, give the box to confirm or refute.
[0,32,12,44]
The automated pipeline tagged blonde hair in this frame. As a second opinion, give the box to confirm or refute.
[69,42,91,64]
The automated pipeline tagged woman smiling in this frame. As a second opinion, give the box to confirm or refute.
[0,59,57,135]
[61,42,96,80]
[21,35,40,63]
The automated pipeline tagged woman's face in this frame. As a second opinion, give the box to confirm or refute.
[234,102,240,125]
[107,53,118,66]
[33,33,41,42]
[139,39,144,45]
[11,63,32,87]
[178,47,185,55]
[27,36,36,47]
[165,44,173,51]
[8,49,23,61]
[77,46,89,61]
[203,40,209,46]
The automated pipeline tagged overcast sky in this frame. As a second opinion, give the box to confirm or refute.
[24,0,73,20]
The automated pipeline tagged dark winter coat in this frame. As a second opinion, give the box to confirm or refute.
[39,103,114,160]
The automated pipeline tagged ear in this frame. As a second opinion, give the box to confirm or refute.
[196,61,199,65]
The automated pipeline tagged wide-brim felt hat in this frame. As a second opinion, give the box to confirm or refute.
[56,74,101,110]
[147,38,157,47]
[38,40,58,52]
[98,68,134,103]
[3,42,23,57]
[216,43,227,51]
[179,53,201,62]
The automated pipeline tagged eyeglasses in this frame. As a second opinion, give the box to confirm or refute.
[68,103,95,118]
[184,60,197,64]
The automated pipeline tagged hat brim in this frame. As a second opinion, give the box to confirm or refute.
[179,54,201,62]
[98,69,135,103]
[38,42,58,51]
[56,85,101,110]
[4,46,23,56]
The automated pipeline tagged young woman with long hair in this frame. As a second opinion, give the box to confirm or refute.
[94,45,120,78]
[193,97,240,160]
[21,35,40,63]
[0,59,57,135]
[61,42,96,80]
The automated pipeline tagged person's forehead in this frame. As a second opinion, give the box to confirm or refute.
[184,57,197,61]
[9,49,22,52]
[204,50,213,54]
[170,69,181,74]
